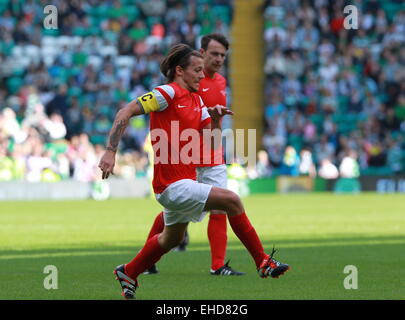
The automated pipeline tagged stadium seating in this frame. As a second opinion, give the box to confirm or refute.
[0,0,234,182]
[0,0,403,183]
[261,0,405,176]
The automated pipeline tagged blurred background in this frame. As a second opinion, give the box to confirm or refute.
[0,0,404,199]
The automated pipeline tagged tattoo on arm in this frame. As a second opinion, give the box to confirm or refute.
[107,119,128,152]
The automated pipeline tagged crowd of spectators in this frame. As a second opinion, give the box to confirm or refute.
[261,0,405,177]
[1,0,404,184]
[0,0,232,182]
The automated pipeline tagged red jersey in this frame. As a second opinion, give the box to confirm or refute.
[197,71,227,166]
[148,82,211,194]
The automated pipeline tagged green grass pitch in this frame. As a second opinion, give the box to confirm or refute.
[0,193,404,300]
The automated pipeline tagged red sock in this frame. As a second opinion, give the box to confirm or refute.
[146,211,164,241]
[125,234,168,279]
[228,212,266,269]
[208,214,228,270]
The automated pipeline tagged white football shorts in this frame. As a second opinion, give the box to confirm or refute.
[197,164,227,215]
[196,164,227,189]
[155,179,213,226]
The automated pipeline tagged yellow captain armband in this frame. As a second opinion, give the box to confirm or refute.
[137,91,160,114]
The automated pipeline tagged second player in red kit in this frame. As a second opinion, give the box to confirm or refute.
[145,34,245,276]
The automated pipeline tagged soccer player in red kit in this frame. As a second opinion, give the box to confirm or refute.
[144,34,245,276]
[99,44,290,300]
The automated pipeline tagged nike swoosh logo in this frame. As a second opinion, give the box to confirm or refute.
[202,88,209,92]
[177,105,189,108]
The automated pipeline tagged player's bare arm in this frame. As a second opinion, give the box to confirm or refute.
[99,100,144,179]
[106,119,127,153]
[208,105,233,129]
[202,105,233,151]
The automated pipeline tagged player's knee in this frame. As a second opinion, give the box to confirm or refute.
[223,190,243,215]
[210,209,227,215]
[158,232,183,250]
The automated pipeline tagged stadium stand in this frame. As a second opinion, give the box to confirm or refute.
[0,0,404,185]
[0,0,233,182]
[261,0,405,177]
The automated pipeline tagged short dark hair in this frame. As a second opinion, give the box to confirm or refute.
[201,33,229,51]
[160,44,203,82]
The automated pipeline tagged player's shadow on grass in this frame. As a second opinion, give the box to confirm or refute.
[1,234,405,259]
[1,235,404,299]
